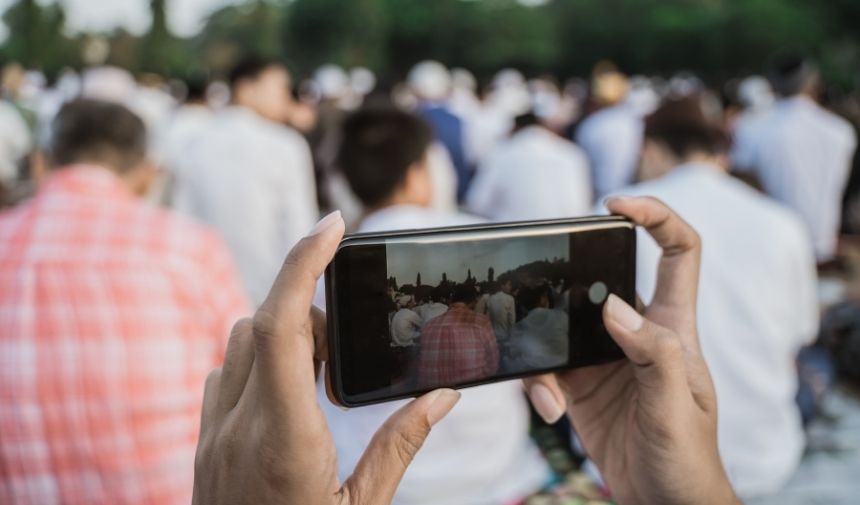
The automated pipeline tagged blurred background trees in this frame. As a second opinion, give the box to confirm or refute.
[0,0,857,91]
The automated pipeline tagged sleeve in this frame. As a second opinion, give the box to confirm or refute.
[203,233,254,361]
[789,224,820,348]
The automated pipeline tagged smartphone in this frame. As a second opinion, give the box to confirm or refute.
[325,216,636,407]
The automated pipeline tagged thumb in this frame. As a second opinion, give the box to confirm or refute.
[344,389,460,504]
[603,294,686,390]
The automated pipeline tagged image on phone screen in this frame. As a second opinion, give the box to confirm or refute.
[327,218,635,406]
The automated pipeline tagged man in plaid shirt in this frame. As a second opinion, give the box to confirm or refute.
[417,284,500,389]
[0,99,251,505]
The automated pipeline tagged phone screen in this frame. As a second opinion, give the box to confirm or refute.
[327,218,635,406]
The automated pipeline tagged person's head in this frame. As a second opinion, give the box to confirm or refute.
[50,99,156,195]
[451,283,478,309]
[766,50,820,99]
[408,60,451,102]
[338,106,434,211]
[500,278,513,294]
[639,93,729,181]
[520,285,550,312]
[184,73,209,105]
[229,55,292,122]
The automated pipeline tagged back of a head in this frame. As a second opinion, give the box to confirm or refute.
[337,107,433,208]
[408,60,451,102]
[644,93,728,159]
[228,55,283,92]
[451,283,478,305]
[51,98,147,173]
[766,50,819,98]
[184,73,209,103]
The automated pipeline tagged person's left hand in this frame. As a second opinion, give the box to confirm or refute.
[192,211,461,505]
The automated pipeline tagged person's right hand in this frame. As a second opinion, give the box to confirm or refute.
[525,197,741,505]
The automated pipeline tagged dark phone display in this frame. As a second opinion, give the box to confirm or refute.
[328,222,635,406]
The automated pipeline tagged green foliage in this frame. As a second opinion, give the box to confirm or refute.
[0,0,857,92]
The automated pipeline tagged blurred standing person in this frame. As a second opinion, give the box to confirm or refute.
[749,52,857,263]
[730,76,775,172]
[172,56,318,306]
[0,99,250,505]
[611,93,818,498]
[0,97,31,206]
[161,75,213,203]
[575,69,643,200]
[466,112,592,221]
[391,296,422,347]
[408,61,470,201]
[487,278,516,343]
[414,291,449,323]
[315,107,550,505]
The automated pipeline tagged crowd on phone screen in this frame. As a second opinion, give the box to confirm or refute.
[0,48,858,505]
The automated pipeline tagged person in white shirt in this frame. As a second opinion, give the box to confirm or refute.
[466,113,592,221]
[575,72,643,200]
[414,293,449,324]
[749,53,858,262]
[315,106,549,505]
[730,76,775,172]
[0,99,31,194]
[172,56,318,306]
[611,93,818,498]
[391,297,423,347]
[506,285,568,374]
[487,278,517,343]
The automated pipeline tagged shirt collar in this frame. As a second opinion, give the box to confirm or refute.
[40,165,134,201]
[360,204,430,231]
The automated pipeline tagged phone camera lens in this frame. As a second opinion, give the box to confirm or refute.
[588,281,608,304]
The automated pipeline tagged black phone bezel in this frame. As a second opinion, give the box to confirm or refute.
[325,215,636,407]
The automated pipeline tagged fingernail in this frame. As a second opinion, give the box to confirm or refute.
[310,210,343,236]
[603,195,632,207]
[529,383,565,424]
[426,389,461,426]
[606,294,643,332]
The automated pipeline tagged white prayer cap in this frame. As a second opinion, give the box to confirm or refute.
[737,76,774,110]
[397,295,413,306]
[667,72,704,98]
[451,68,477,92]
[527,78,560,120]
[492,68,525,89]
[314,64,350,100]
[80,66,137,104]
[350,67,377,96]
[408,60,452,101]
[626,76,660,117]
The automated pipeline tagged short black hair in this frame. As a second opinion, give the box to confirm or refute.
[644,93,728,158]
[50,99,147,173]
[337,107,433,207]
[519,285,549,311]
[228,55,284,90]
[184,72,209,102]
[451,284,478,304]
[766,50,818,97]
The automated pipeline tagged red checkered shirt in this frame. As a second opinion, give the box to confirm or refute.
[0,166,252,505]
[417,303,500,389]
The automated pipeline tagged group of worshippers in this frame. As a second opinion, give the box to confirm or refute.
[0,46,857,505]
[387,275,570,388]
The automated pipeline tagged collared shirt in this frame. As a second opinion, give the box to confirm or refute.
[608,164,818,497]
[417,303,500,389]
[487,291,516,340]
[391,308,422,347]
[466,126,593,222]
[750,96,857,261]
[575,103,643,199]
[314,204,550,505]
[0,166,251,505]
[172,105,319,306]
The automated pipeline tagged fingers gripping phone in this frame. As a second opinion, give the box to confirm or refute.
[325,216,636,407]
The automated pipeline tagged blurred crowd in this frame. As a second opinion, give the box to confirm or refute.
[1,49,859,505]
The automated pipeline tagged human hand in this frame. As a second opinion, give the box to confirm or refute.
[524,197,740,505]
[192,211,461,505]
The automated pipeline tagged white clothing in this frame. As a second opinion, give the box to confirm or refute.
[162,104,213,174]
[487,291,516,341]
[314,204,550,505]
[750,96,857,261]
[391,308,422,347]
[172,106,318,306]
[609,164,818,497]
[426,142,458,213]
[575,103,643,199]
[414,302,448,324]
[466,126,592,222]
[0,101,31,184]
[508,307,569,372]
[730,106,773,171]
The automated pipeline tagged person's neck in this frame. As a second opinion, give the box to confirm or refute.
[367,195,428,215]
